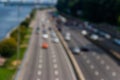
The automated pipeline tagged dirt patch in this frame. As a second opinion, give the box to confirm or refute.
[12,60,21,67]
[0,57,6,66]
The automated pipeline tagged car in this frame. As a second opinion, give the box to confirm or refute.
[90,34,99,40]
[71,47,80,55]
[81,30,88,35]
[105,34,111,39]
[36,29,40,34]
[42,30,47,34]
[42,42,48,49]
[65,32,71,41]
[93,28,99,33]
[37,27,40,30]
[113,38,120,46]
[42,34,49,39]
[51,31,57,38]
[80,47,89,52]
[48,27,52,31]
[53,38,59,43]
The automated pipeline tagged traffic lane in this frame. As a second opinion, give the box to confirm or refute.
[70,25,120,57]
[68,26,120,80]
[23,10,48,80]
[67,34,97,80]
[73,25,120,60]
[69,30,111,80]
[23,27,41,80]
[48,28,77,80]
[62,26,102,80]
[52,41,77,80]
[78,25,120,53]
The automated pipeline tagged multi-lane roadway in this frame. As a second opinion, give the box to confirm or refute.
[15,10,77,80]
[61,25,120,80]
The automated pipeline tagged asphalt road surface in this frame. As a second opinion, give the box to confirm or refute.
[62,25,120,80]
[16,10,77,80]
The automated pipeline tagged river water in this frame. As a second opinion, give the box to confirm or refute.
[0,4,33,40]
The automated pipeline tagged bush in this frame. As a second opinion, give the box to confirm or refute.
[0,38,17,57]
[20,18,31,27]
[10,25,27,43]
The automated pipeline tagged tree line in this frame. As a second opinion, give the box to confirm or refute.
[56,0,120,25]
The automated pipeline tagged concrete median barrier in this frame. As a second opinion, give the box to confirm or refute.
[54,26,85,80]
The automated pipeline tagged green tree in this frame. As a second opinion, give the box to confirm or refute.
[57,0,120,25]
[0,38,17,57]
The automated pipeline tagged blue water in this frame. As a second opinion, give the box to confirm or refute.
[0,4,33,40]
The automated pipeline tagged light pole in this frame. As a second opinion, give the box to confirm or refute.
[17,6,20,61]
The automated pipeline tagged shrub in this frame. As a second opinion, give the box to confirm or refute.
[0,38,17,57]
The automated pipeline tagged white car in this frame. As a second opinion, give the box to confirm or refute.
[81,30,88,35]
[90,34,99,40]
[65,32,71,41]
[42,34,49,39]
[105,34,111,39]
[53,38,59,43]
[72,47,80,54]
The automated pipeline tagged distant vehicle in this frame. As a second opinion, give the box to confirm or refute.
[53,38,59,43]
[81,30,88,35]
[50,31,59,43]
[72,47,80,54]
[99,31,111,39]
[37,27,40,30]
[42,42,48,49]
[51,31,56,38]
[90,34,99,40]
[42,30,47,34]
[36,29,40,34]
[48,27,52,31]
[81,47,89,52]
[42,34,48,39]
[65,32,71,41]
[113,38,120,46]
[58,27,62,32]
[93,28,98,33]
[105,34,111,39]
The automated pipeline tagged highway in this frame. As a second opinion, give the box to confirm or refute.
[61,25,120,80]
[16,10,77,80]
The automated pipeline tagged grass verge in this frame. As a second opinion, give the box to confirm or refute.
[0,28,32,80]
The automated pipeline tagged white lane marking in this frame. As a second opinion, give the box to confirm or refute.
[52,52,55,55]
[90,65,95,69]
[101,78,104,80]
[38,64,42,69]
[83,55,87,59]
[37,71,42,75]
[106,65,110,70]
[92,52,96,56]
[96,56,100,60]
[55,78,59,80]
[94,71,99,76]
[100,60,105,65]
[54,64,58,69]
[112,72,117,77]
[54,70,59,75]
[52,55,56,58]
[39,56,42,58]
[86,60,90,64]
[53,59,57,63]
[39,59,43,63]
[36,78,40,80]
